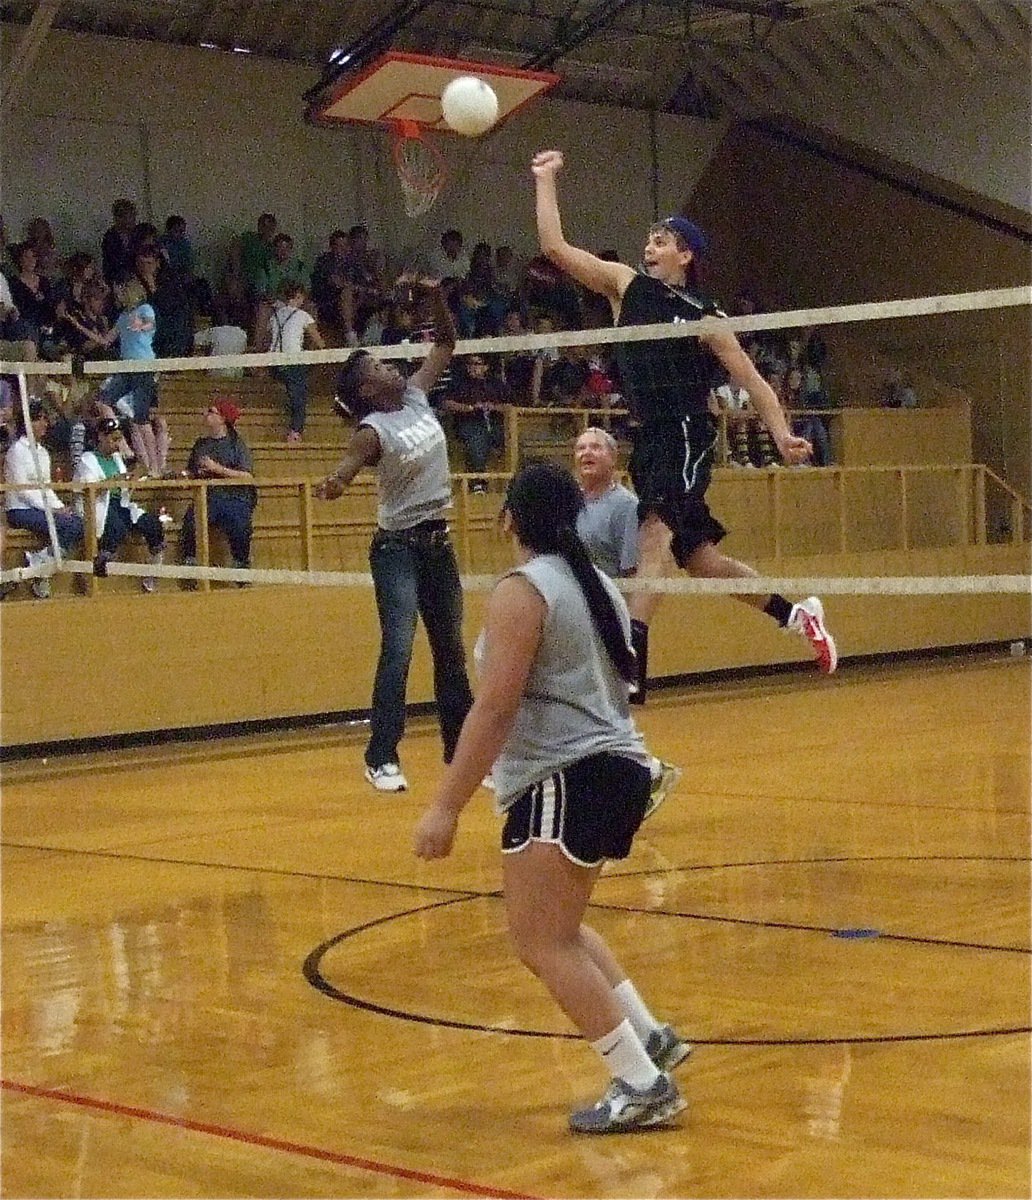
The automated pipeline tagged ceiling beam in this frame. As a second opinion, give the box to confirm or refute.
[2,0,61,115]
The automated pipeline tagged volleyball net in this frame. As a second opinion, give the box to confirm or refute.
[1,284,1029,627]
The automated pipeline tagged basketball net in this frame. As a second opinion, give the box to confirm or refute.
[388,120,447,218]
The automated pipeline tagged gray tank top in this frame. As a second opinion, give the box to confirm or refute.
[361,383,452,530]
[481,554,648,805]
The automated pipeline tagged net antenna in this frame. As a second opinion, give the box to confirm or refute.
[388,119,446,218]
[307,51,560,219]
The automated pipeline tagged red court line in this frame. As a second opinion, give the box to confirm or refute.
[2,1079,539,1199]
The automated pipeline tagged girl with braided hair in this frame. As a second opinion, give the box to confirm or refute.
[414,460,690,1135]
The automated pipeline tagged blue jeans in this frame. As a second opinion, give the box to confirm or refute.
[454,412,504,473]
[180,492,254,566]
[6,506,83,552]
[366,522,473,769]
[271,366,307,435]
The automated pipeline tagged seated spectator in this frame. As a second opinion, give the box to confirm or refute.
[881,366,919,409]
[180,398,257,577]
[135,243,193,358]
[341,224,384,333]
[158,214,194,277]
[74,417,166,592]
[265,279,326,444]
[523,255,582,329]
[311,229,357,339]
[62,279,116,362]
[494,245,520,306]
[440,354,509,479]
[4,399,84,596]
[55,252,100,317]
[69,388,124,477]
[231,212,277,312]
[372,298,417,346]
[256,233,310,301]
[8,242,61,356]
[497,308,536,403]
[0,267,38,362]
[24,216,59,279]
[102,199,139,285]
[712,381,778,468]
[193,304,248,379]
[429,228,470,283]
[160,214,214,318]
[541,345,591,407]
[783,367,831,466]
[98,281,168,477]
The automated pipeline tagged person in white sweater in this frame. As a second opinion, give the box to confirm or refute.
[4,399,83,597]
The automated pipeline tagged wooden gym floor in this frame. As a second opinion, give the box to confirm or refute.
[1,652,1029,1198]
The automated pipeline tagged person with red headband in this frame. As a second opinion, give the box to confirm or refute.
[531,149,837,701]
[179,397,257,582]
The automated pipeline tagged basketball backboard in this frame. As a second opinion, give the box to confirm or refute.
[308,51,559,132]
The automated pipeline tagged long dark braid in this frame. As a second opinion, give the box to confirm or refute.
[504,461,637,683]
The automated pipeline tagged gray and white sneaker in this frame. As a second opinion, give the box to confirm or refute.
[26,549,52,599]
[364,763,408,792]
[569,1073,685,1134]
[644,758,682,822]
[645,1024,693,1071]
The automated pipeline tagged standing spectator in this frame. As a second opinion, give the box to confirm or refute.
[315,275,474,792]
[265,280,326,444]
[494,244,520,306]
[572,427,638,579]
[100,281,165,476]
[180,399,257,577]
[74,417,166,592]
[102,199,139,285]
[497,308,536,404]
[5,399,84,597]
[440,354,509,480]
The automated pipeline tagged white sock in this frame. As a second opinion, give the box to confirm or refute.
[613,979,663,1041]
[591,1018,660,1092]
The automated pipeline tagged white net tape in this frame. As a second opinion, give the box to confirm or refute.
[2,556,1028,595]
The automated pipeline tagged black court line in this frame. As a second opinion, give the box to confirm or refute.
[303,899,1031,1047]
[0,840,484,899]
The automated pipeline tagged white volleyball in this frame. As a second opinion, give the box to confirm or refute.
[441,76,500,137]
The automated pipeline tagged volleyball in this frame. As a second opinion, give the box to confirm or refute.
[441,75,499,137]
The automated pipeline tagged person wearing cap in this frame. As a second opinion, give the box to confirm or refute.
[531,149,837,698]
[179,398,257,579]
[4,399,84,598]
[73,418,166,593]
[315,275,473,794]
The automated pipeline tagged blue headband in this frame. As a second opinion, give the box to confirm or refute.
[662,216,709,258]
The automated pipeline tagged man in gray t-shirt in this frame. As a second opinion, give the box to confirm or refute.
[316,277,473,793]
[574,427,638,579]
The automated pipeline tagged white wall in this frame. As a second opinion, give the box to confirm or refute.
[793,57,1032,215]
[0,25,727,278]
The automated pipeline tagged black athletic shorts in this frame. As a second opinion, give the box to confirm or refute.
[630,412,727,566]
[501,752,651,867]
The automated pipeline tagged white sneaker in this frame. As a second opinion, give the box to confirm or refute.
[364,763,408,792]
[26,549,52,599]
[787,596,838,674]
[645,757,682,822]
[481,775,495,791]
